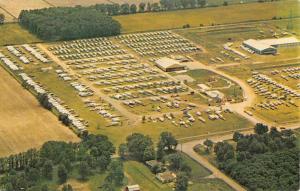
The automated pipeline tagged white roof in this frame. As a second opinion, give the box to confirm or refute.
[243,39,274,51]
[126,185,140,191]
[206,90,224,99]
[259,37,300,46]
[155,57,183,69]
[243,37,299,51]
[197,84,211,91]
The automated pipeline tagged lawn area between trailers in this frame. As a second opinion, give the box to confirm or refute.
[0,65,79,157]
[114,1,300,33]
[0,23,41,46]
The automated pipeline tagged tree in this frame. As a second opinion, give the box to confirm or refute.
[57,164,68,184]
[120,3,130,14]
[42,160,53,180]
[214,142,234,162]
[165,153,183,171]
[197,0,206,7]
[223,1,228,6]
[41,185,49,191]
[146,2,152,12]
[130,4,137,14]
[158,132,178,152]
[62,184,73,191]
[151,3,161,11]
[108,160,124,186]
[233,131,244,142]
[175,172,189,191]
[78,161,89,180]
[254,123,268,135]
[26,167,40,183]
[143,146,155,161]
[139,2,146,12]
[118,143,128,160]
[203,139,213,153]
[126,133,155,162]
[0,13,5,24]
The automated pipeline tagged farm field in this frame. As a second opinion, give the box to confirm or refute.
[0,8,15,22]
[0,23,41,46]
[0,0,50,18]
[114,0,300,33]
[47,0,110,7]
[0,66,79,157]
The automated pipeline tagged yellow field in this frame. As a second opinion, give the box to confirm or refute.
[114,1,300,33]
[0,8,15,22]
[0,0,50,18]
[0,66,79,157]
[47,0,110,7]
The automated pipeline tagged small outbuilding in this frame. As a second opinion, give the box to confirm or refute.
[156,171,177,183]
[155,57,186,72]
[124,185,140,191]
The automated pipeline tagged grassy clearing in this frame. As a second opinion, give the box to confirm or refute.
[114,1,300,33]
[172,69,244,101]
[124,161,172,191]
[0,23,41,46]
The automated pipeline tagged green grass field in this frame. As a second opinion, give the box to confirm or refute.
[0,23,41,46]
[124,161,172,191]
[172,69,244,102]
[114,1,300,33]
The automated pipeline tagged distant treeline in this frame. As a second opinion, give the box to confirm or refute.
[91,0,276,16]
[93,0,207,15]
[19,7,121,41]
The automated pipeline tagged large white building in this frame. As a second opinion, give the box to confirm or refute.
[243,37,300,55]
[155,57,186,72]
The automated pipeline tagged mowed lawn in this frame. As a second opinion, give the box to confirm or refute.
[114,1,300,33]
[0,66,79,157]
[0,23,41,46]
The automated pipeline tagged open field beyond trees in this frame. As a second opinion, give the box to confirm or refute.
[114,1,300,33]
[0,66,79,157]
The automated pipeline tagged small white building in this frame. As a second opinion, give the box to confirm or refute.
[124,185,140,191]
[243,37,300,55]
[197,84,211,91]
[206,90,224,99]
[155,57,186,72]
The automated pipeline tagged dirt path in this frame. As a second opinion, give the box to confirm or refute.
[179,139,247,191]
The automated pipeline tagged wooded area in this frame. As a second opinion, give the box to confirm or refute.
[213,124,299,191]
[19,7,121,41]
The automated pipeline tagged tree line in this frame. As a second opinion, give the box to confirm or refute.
[19,7,121,41]
[92,0,207,15]
[0,134,116,191]
[208,124,299,191]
